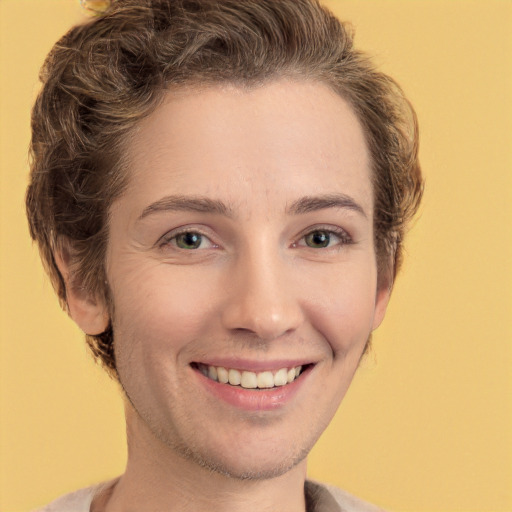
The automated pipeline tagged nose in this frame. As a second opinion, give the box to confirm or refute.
[221,250,304,341]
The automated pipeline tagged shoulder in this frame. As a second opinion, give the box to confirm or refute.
[305,480,388,512]
[31,480,112,512]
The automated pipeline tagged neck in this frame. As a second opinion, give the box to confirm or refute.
[93,404,308,512]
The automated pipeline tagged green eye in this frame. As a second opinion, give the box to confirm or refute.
[175,232,203,249]
[304,230,331,248]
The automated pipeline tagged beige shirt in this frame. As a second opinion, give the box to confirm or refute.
[34,479,387,512]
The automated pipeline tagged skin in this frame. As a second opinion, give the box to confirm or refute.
[60,79,391,512]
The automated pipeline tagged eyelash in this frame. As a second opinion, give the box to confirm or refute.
[159,227,218,250]
[293,226,353,249]
[159,225,353,251]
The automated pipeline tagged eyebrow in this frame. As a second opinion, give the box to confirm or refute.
[138,195,233,220]
[286,193,367,218]
[138,192,367,221]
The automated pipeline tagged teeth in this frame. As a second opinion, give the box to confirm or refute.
[199,364,304,389]
[217,366,229,384]
[257,371,274,389]
[273,368,288,387]
[228,368,241,386]
[241,371,257,389]
[208,366,218,381]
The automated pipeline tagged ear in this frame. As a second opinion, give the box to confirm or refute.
[372,267,393,331]
[54,246,110,335]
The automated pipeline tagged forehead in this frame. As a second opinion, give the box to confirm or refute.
[119,79,373,217]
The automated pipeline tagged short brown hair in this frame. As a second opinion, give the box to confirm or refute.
[26,0,423,378]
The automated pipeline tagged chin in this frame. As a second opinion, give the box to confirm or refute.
[180,442,311,481]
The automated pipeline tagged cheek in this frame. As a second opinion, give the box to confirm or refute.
[110,263,220,358]
[303,263,378,355]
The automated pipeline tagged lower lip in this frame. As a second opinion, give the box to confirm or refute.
[193,366,312,411]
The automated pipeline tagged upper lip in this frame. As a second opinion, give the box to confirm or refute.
[192,358,315,372]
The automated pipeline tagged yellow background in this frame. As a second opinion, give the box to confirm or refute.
[1,1,511,511]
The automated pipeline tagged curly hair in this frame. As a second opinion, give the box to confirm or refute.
[26,0,423,379]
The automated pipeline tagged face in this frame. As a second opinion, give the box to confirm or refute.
[101,80,389,479]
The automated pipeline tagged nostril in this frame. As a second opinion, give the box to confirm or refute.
[231,328,278,346]
[230,325,298,344]
[222,302,302,339]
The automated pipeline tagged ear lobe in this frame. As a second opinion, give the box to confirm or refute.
[372,283,391,330]
[54,247,109,335]
[372,268,393,331]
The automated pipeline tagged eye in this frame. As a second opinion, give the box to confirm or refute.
[296,228,352,249]
[161,230,216,250]
[304,230,332,248]
[175,232,204,249]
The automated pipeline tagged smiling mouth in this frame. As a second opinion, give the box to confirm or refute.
[192,363,309,390]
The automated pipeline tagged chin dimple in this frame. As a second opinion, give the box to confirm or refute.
[196,363,303,389]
